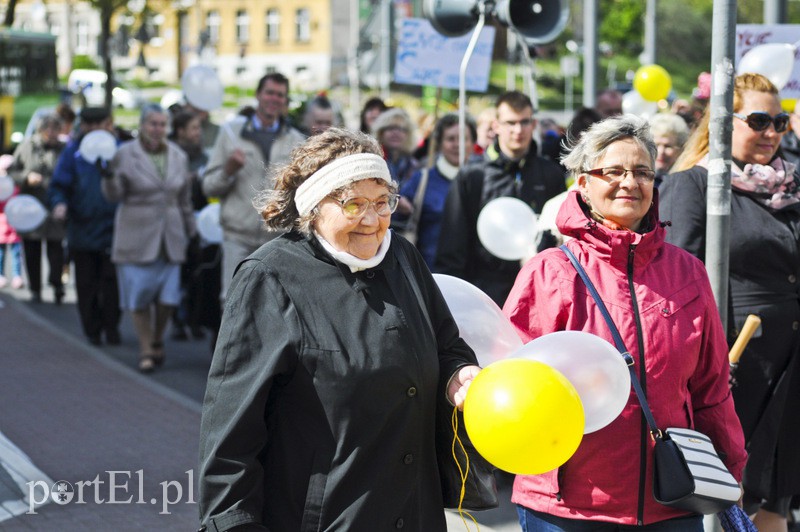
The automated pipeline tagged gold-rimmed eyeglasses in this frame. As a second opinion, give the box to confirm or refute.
[329,194,400,219]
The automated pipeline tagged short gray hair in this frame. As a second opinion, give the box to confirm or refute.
[649,113,690,147]
[139,103,166,126]
[560,115,656,177]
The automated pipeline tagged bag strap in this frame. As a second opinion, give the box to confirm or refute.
[405,168,430,238]
[559,244,662,437]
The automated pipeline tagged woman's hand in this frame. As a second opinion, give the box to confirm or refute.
[447,365,481,410]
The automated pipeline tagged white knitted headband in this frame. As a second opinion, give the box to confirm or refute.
[294,153,392,216]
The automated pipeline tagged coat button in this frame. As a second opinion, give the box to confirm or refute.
[407,387,417,397]
[789,274,797,283]
[366,271,375,279]
[396,518,404,528]
[403,453,414,464]
[660,307,670,316]
[793,321,799,331]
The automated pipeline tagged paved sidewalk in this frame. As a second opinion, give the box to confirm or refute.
[0,293,201,531]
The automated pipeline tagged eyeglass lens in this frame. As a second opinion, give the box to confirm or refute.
[340,195,398,217]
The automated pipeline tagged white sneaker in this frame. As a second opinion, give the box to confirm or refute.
[0,276,7,289]
[10,276,24,289]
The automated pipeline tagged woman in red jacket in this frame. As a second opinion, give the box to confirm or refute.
[503,115,746,530]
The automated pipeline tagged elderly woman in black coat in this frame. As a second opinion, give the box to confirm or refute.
[198,128,481,531]
[660,73,800,532]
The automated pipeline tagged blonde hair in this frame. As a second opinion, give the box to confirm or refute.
[371,108,416,154]
[672,73,779,172]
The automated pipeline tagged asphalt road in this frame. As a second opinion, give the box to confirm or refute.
[0,278,521,531]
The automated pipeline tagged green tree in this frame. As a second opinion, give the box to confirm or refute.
[599,0,645,55]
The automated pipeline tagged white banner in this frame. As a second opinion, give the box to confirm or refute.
[394,18,495,92]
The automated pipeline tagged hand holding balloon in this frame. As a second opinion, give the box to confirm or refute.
[224,149,246,177]
[447,364,481,410]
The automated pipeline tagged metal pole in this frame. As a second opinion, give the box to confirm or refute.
[706,0,736,331]
[763,0,787,24]
[380,0,391,100]
[458,6,486,165]
[506,29,516,91]
[643,0,657,65]
[582,0,598,108]
[349,0,361,128]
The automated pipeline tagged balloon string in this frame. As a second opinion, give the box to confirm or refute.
[452,406,480,532]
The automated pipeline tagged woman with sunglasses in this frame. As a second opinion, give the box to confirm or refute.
[660,73,800,532]
[197,128,481,531]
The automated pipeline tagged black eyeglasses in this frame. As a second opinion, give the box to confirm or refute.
[585,167,656,183]
[329,194,400,219]
[733,112,790,133]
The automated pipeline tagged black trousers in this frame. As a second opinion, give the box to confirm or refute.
[72,249,121,339]
[22,238,64,294]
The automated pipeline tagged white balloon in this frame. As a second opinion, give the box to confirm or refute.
[0,175,14,202]
[513,331,631,434]
[621,91,658,118]
[196,203,223,244]
[79,130,117,164]
[182,65,224,111]
[737,43,795,91]
[433,273,523,368]
[5,194,47,233]
[160,88,185,110]
[477,197,538,261]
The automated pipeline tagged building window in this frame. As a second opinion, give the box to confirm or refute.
[76,20,90,53]
[265,9,280,43]
[236,9,250,44]
[295,8,310,42]
[206,10,220,44]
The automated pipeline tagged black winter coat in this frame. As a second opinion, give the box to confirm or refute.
[198,231,476,531]
[660,165,800,501]
[435,148,566,306]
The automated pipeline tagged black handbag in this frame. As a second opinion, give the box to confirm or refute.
[561,245,740,515]
[396,245,499,511]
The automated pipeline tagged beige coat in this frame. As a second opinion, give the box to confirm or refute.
[202,117,305,249]
[9,134,66,240]
[102,139,196,265]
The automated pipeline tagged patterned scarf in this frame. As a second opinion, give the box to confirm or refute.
[732,157,799,210]
[699,154,799,210]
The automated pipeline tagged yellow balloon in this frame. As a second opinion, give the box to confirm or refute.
[781,98,797,113]
[633,65,672,102]
[463,359,585,475]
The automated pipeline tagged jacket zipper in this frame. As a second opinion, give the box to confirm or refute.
[627,245,647,526]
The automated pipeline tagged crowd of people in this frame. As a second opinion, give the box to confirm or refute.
[1,67,799,531]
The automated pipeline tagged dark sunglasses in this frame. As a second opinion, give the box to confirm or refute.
[733,112,790,133]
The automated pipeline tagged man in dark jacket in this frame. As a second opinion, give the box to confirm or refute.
[49,107,121,346]
[435,91,566,306]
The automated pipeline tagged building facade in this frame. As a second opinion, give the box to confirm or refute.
[4,0,357,91]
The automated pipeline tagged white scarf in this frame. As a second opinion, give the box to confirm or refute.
[435,156,460,180]
[315,231,392,272]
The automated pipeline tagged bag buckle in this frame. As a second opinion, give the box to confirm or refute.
[622,352,634,366]
[650,429,662,442]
